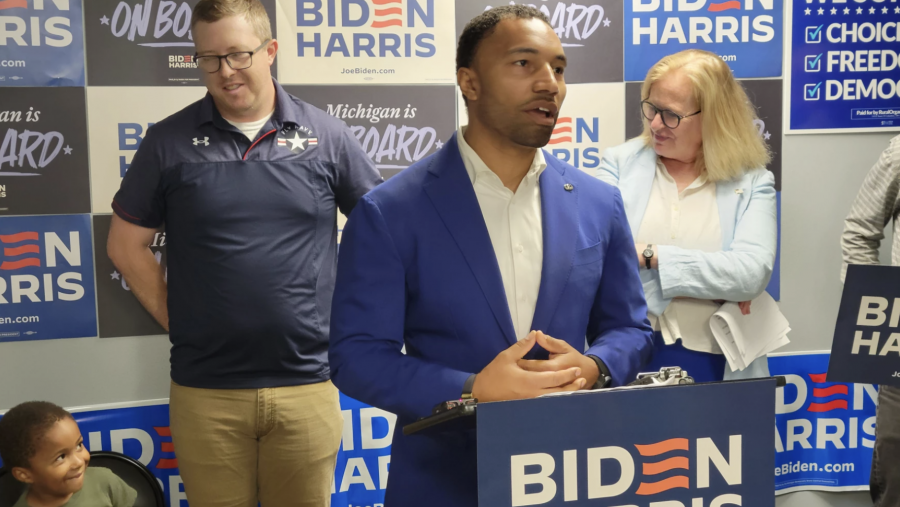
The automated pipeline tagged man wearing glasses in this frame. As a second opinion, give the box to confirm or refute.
[106,1,381,505]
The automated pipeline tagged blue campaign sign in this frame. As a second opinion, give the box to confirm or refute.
[828,264,900,387]
[1,394,393,507]
[769,353,876,493]
[788,0,900,132]
[624,0,784,81]
[0,214,96,342]
[478,380,775,507]
[0,0,85,86]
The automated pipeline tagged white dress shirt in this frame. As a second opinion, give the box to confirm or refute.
[457,127,546,341]
[637,159,722,353]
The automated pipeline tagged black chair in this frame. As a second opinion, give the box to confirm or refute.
[0,468,25,507]
[0,451,164,507]
[88,451,165,507]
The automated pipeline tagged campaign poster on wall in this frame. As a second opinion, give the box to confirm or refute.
[86,86,207,213]
[458,83,626,175]
[0,0,85,86]
[0,394,395,507]
[454,0,624,83]
[786,0,900,133]
[276,0,456,84]
[0,214,97,343]
[92,214,168,339]
[770,352,876,494]
[0,87,91,216]
[624,0,784,81]
[288,85,457,179]
[84,0,278,86]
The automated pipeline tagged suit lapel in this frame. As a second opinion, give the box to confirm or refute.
[423,133,517,345]
[530,156,578,335]
[618,146,657,237]
[715,176,745,250]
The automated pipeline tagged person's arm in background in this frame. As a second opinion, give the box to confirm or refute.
[107,125,169,330]
[841,136,900,282]
[597,143,671,317]
[333,125,383,215]
[653,169,777,303]
[108,216,168,330]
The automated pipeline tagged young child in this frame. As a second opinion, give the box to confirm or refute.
[0,402,137,507]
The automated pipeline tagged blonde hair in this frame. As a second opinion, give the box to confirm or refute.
[191,0,272,43]
[639,49,770,181]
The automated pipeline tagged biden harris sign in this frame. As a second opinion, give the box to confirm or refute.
[0,0,84,86]
[625,0,784,81]
[829,264,900,387]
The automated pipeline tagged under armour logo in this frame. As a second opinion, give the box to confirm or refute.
[192,137,209,146]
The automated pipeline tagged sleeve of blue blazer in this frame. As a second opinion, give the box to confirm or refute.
[657,169,776,302]
[329,195,472,420]
[582,189,654,386]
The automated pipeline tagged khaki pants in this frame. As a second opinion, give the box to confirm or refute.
[169,380,343,507]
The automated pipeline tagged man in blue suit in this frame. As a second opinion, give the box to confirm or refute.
[330,6,653,507]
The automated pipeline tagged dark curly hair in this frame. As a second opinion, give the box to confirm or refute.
[456,6,552,106]
[0,401,73,470]
[456,5,551,72]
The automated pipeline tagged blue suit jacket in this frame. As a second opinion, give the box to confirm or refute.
[330,133,653,507]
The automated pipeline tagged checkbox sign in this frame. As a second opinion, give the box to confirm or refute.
[804,82,822,100]
[806,25,824,43]
[806,54,822,72]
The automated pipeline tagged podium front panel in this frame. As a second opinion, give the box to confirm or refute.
[477,380,776,507]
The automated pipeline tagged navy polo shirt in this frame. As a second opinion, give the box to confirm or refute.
[113,80,381,389]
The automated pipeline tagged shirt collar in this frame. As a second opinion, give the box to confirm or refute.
[457,126,547,185]
[656,157,709,191]
[197,78,301,131]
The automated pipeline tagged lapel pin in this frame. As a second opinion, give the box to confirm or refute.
[564,183,574,191]
[734,188,744,195]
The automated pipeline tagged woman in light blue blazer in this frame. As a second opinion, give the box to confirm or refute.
[596,49,777,382]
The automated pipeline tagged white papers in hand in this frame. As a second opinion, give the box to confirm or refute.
[708,291,790,372]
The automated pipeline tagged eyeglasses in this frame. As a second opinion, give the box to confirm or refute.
[195,40,271,73]
[641,100,701,129]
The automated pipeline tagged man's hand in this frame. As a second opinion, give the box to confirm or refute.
[472,332,587,402]
[739,300,751,315]
[517,331,600,388]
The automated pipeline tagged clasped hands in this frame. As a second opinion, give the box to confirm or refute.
[471,331,600,403]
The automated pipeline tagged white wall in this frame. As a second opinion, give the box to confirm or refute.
[776,132,897,507]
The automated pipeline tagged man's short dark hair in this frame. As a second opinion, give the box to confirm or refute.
[456,5,552,72]
[0,401,72,470]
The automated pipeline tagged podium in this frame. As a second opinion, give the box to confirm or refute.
[412,378,777,507]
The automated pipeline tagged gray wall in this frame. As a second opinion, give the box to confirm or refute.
[775,132,898,507]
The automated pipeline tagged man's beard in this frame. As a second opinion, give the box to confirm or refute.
[506,123,555,148]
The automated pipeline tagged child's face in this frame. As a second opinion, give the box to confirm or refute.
[14,417,91,496]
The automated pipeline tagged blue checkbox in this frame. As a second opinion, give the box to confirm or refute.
[806,25,824,43]
[805,82,822,100]
[805,54,822,72]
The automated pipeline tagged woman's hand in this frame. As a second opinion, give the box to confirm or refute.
[738,301,751,315]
